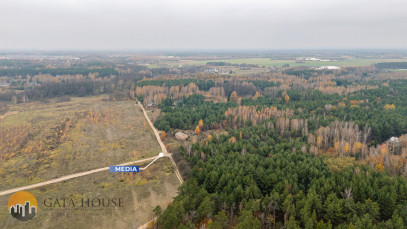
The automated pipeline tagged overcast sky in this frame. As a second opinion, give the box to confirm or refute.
[1,0,406,50]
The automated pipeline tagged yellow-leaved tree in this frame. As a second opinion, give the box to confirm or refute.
[384,104,396,110]
[343,142,350,155]
[207,134,213,141]
[284,95,290,104]
[230,91,238,103]
[338,102,346,109]
[352,142,363,154]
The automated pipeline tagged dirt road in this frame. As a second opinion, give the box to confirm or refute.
[135,102,184,184]
[0,100,183,197]
[0,156,157,196]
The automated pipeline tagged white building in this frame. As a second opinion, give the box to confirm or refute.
[316,66,340,70]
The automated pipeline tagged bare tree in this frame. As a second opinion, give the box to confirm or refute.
[184,142,192,156]
[342,187,353,200]
[362,124,371,158]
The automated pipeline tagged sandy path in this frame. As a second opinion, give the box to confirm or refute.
[0,101,183,198]
[0,156,156,196]
[135,102,184,184]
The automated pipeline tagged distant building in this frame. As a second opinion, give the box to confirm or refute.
[26,82,38,87]
[303,57,332,62]
[175,132,188,141]
[389,137,400,144]
[387,137,401,154]
[173,100,181,106]
[316,66,340,70]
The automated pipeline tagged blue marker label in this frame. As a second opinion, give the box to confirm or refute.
[109,166,140,172]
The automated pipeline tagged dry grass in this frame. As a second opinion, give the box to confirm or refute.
[0,157,179,229]
[0,96,161,190]
[0,96,180,228]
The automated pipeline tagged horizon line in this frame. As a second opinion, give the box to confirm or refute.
[1,48,407,54]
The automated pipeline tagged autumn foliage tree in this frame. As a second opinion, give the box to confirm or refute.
[195,126,200,135]
[0,126,29,160]
[160,131,166,141]
[284,94,290,104]
[281,91,289,103]
[198,119,204,129]
[230,91,238,103]
[352,142,363,154]
[207,134,213,141]
[384,104,396,110]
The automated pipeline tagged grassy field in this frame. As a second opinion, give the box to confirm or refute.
[176,57,407,67]
[0,96,180,228]
[0,157,179,229]
[0,96,161,190]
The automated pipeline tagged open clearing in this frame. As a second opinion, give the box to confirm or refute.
[175,57,407,67]
[0,96,161,190]
[0,96,179,228]
[0,157,179,229]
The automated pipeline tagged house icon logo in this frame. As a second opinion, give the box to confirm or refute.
[8,191,38,221]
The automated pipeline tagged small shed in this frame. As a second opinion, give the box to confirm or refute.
[175,132,188,141]
[389,137,400,144]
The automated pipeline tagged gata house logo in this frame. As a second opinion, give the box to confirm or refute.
[8,191,38,221]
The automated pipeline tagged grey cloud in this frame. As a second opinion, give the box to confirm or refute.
[1,0,406,50]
